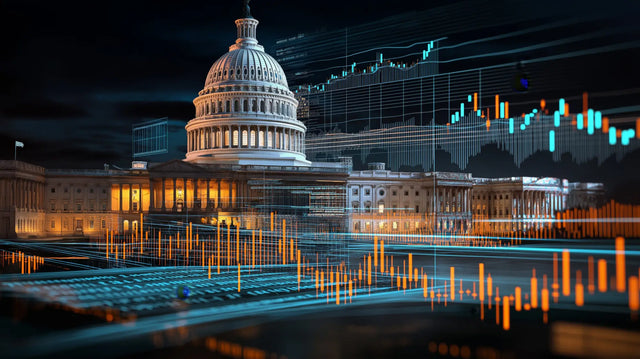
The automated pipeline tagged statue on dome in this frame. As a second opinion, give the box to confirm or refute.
[243,0,252,18]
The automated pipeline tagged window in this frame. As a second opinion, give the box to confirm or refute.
[76,203,81,211]
[378,203,384,213]
[102,189,107,194]
[416,205,420,213]
[353,203,359,210]
[102,203,107,211]
[404,191,409,196]
[365,188,371,196]
[415,191,419,196]
[101,219,106,229]
[392,190,397,196]
[50,203,55,211]
[50,187,55,193]
[352,188,358,195]
[90,188,94,193]
[50,220,55,229]
[63,203,68,211]
[64,188,68,193]
[378,189,385,196]
[89,220,94,229]
[77,188,82,193]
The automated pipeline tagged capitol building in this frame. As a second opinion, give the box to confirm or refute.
[0,9,604,239]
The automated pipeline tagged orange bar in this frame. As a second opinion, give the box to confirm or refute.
[367,255,372,286]
[598,259,607,292]
[502,296,510,331]
[603,117,610,133]
[540,99,546,110]
[562,249,570,296]
[505,101,509,119]
[582,92,588,115]
[479,263,485,301]
[495,95,500,119]
[575,271,584,307]
[531,270,538,309]
[409,253,413,282]
[380,241,385,273]
[588,256,595,294]
[473,92,478,112]
[450,266,455,301]
[374,236,378,267]
[515,286,522,311]
[636,119,640,139]
[616,237,626,292]
[629,276,639,312]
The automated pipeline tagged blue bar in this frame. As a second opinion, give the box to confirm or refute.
[476,110,481,117]
[520,124,526,131]
[595,111,602,129]
[609,126,617,145]
[554,111,560,127]
[460,103,464,116]
[509,118,514,134]
[532,109,538,114]
[451,114,455,123]
[559,98,565,115]
[468,95,472,102]
[380,53,383,63]
[500,102,505,118]
[455,112,460,122]
[622,131,630,146]
[587,109,594,135]
[577,113,584,130]
[549,130,555,152]
[524,114,531,125]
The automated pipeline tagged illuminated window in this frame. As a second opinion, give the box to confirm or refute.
[392,221,398,230]
[50,220,55,229]
[232,130,239,146]
[89,220,94,229]
[378,203,384,213]
[267,131,273,148]
[101,219,106,229]
[242,130,248,146]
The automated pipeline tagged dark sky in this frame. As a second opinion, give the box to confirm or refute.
[0,0,449,168]
[1,0,639,202]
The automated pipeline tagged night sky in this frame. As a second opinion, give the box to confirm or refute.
[1,0,639,200]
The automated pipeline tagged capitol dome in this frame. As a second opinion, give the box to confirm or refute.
[184,12,310,166]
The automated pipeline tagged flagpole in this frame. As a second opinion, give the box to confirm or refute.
[14,143,16,161]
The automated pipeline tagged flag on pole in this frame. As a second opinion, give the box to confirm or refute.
[15,141,24,148]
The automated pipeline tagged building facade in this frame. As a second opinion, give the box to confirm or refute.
[0,10,606,239]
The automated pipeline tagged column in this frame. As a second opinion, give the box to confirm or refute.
[206,179,210,209]
[119,184,123,212]
[149,179,155,211]
[129,183,133,212]
[172,178,177,211]
[194,178,199,210]
[217,179,221,209]
[161,178,166,211]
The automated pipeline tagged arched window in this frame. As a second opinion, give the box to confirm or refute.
[244,99,249,112]
[218,101,222,112]
[271,101,276,113]
[241,129,248,146]
[260,100,265,112]
[267,130,273,148]
[234,100,239,112]
[250,130,256,147]
[225,101,230,112]
[205,103,209,115]
[258,130,265,147]
[232,129,239,147]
